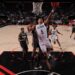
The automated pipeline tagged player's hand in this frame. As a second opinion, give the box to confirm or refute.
[51,9,55,13]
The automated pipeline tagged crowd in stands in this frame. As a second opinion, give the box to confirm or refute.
[0,2,75,26]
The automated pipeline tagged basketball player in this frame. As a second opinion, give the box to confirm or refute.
[49,24,62,50]
[28,22,41,57]
[70,21,75,40]
[29,10,55,72]
[28,22,42,69]
[18,28,29,58]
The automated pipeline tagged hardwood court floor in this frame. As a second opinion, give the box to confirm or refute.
[0,25,75,55]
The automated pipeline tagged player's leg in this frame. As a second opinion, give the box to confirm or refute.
[43,51,52,71]
[20,42,27,58]
[46,39,54,66]
[25,44,28,54]
[53,38,56,44]
[73,29,75,40]
[39,43,52,71]
[32,46,38,69]
[53,35,57,44]
[32,40,41,69]
[48,35,53,46]
[56,39,62,50]
[70,32,73,38]
[51,35,56,44]
[36,43,43,69]
[46,39,53,52]
[32,40,37,57]
[32,47,37,57]
[70,28,74,38]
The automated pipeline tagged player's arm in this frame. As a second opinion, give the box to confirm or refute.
[70,32,73,38]
[18,33,22,41]
[27,25,32,32]
[48,29,52,35]
[27,24,35,32]
[44,9,55,25]
[26,33,29,44]
[57,30,63,35]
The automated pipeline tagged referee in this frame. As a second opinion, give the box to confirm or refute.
[18,28,29,58]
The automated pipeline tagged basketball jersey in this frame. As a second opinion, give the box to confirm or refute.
[32,27,38,42]
[36,23,47,42]
[19,32,27,42]
[51,28,57,36]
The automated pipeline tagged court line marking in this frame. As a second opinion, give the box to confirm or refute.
[16,70,61,75]
[15,70,50,75]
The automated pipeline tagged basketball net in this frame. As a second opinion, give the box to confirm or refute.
[32,2,43,15]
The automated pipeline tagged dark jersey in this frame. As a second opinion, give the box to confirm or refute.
[19,32,28,43]
[32,27,38,42]
[31,27,40,48]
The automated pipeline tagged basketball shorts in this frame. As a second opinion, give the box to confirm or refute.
[39,38,52,53]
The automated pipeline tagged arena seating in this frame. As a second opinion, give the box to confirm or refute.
[0,51,75,75]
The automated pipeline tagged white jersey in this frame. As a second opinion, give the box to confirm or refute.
[51,28,57,36]
[36,23,52,52]
[36,23,48,42]
[49,28,58,42]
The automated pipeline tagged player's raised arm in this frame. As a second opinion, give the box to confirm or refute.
[44,9,55,25]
